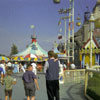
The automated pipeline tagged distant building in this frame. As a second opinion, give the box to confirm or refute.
[74,0,100,67]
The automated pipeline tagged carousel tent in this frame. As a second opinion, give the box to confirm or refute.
[14,34,48,57]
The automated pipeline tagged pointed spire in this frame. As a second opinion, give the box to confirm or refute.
[31,34,37,43]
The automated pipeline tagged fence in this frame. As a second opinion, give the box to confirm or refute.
[64,69,85,83]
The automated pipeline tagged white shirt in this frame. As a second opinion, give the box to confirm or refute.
[0,64,6,74]
[7,62,12,67]
[23,64,27,69]
[63,64,67,68]
[44,61,49,73]
[31,63,37,75]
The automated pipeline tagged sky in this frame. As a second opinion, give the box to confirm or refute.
[0,0,97,56]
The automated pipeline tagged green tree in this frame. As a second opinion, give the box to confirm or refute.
[0,54,5,56]
[10,44,18,56]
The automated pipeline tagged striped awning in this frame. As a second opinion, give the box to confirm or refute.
[0,56,10,61]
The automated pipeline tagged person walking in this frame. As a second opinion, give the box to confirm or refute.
[13,62,19,74]
[54,53,64,84]
[0,60,6,75]
[3,70,16,100]
[0,67,4,84]
[31,62,37,75]
[22,64,39,100]
[44,50,60,100]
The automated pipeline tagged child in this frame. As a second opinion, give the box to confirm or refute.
[22,64,39,100]
[3,70,16,100]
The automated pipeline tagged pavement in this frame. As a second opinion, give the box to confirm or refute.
[0,72,87,100]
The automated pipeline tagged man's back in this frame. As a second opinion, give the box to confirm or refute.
[46,59,59,80]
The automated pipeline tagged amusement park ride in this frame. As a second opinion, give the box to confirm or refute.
[53,0,97,68]
[53,0,79,64]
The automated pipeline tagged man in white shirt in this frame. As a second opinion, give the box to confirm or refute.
[31,62,37,75]
[0,60,6,75]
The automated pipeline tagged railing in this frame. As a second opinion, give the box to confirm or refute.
[64,69,85,83]
[63,68,100,100]
[85,68,100,100]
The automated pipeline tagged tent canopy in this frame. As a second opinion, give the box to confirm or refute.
[24,54,37,58]
[14,42,48,57]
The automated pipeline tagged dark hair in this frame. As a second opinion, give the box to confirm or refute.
[54,53,58,59]
[27,64,32,68]
[48,50,54,57]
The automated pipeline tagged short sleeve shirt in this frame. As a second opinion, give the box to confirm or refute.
[4,76,14,90]
[22,71,36,83]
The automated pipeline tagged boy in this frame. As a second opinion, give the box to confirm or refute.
[3,70,16,100]
[22,64,39,100]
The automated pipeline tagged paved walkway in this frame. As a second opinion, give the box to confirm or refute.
[0,72,87,100]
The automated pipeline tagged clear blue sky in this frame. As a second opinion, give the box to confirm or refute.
[0,0,97,56]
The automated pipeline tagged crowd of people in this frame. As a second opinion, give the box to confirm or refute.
[0,50,76,100]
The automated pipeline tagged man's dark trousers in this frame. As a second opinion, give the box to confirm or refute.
[46,80,59,100]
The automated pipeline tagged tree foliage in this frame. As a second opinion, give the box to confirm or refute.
[10,44,18,56]
[0,54,5,56]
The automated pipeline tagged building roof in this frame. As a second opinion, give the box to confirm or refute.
[14,34,48,57]
[14,42,47,57]
[82,36,99,48]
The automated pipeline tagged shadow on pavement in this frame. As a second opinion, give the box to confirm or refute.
[74,84,87,100]
[66,84,75,100]
[65,83,87,100]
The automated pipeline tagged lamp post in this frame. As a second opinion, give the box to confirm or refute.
[89,13,95,68]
